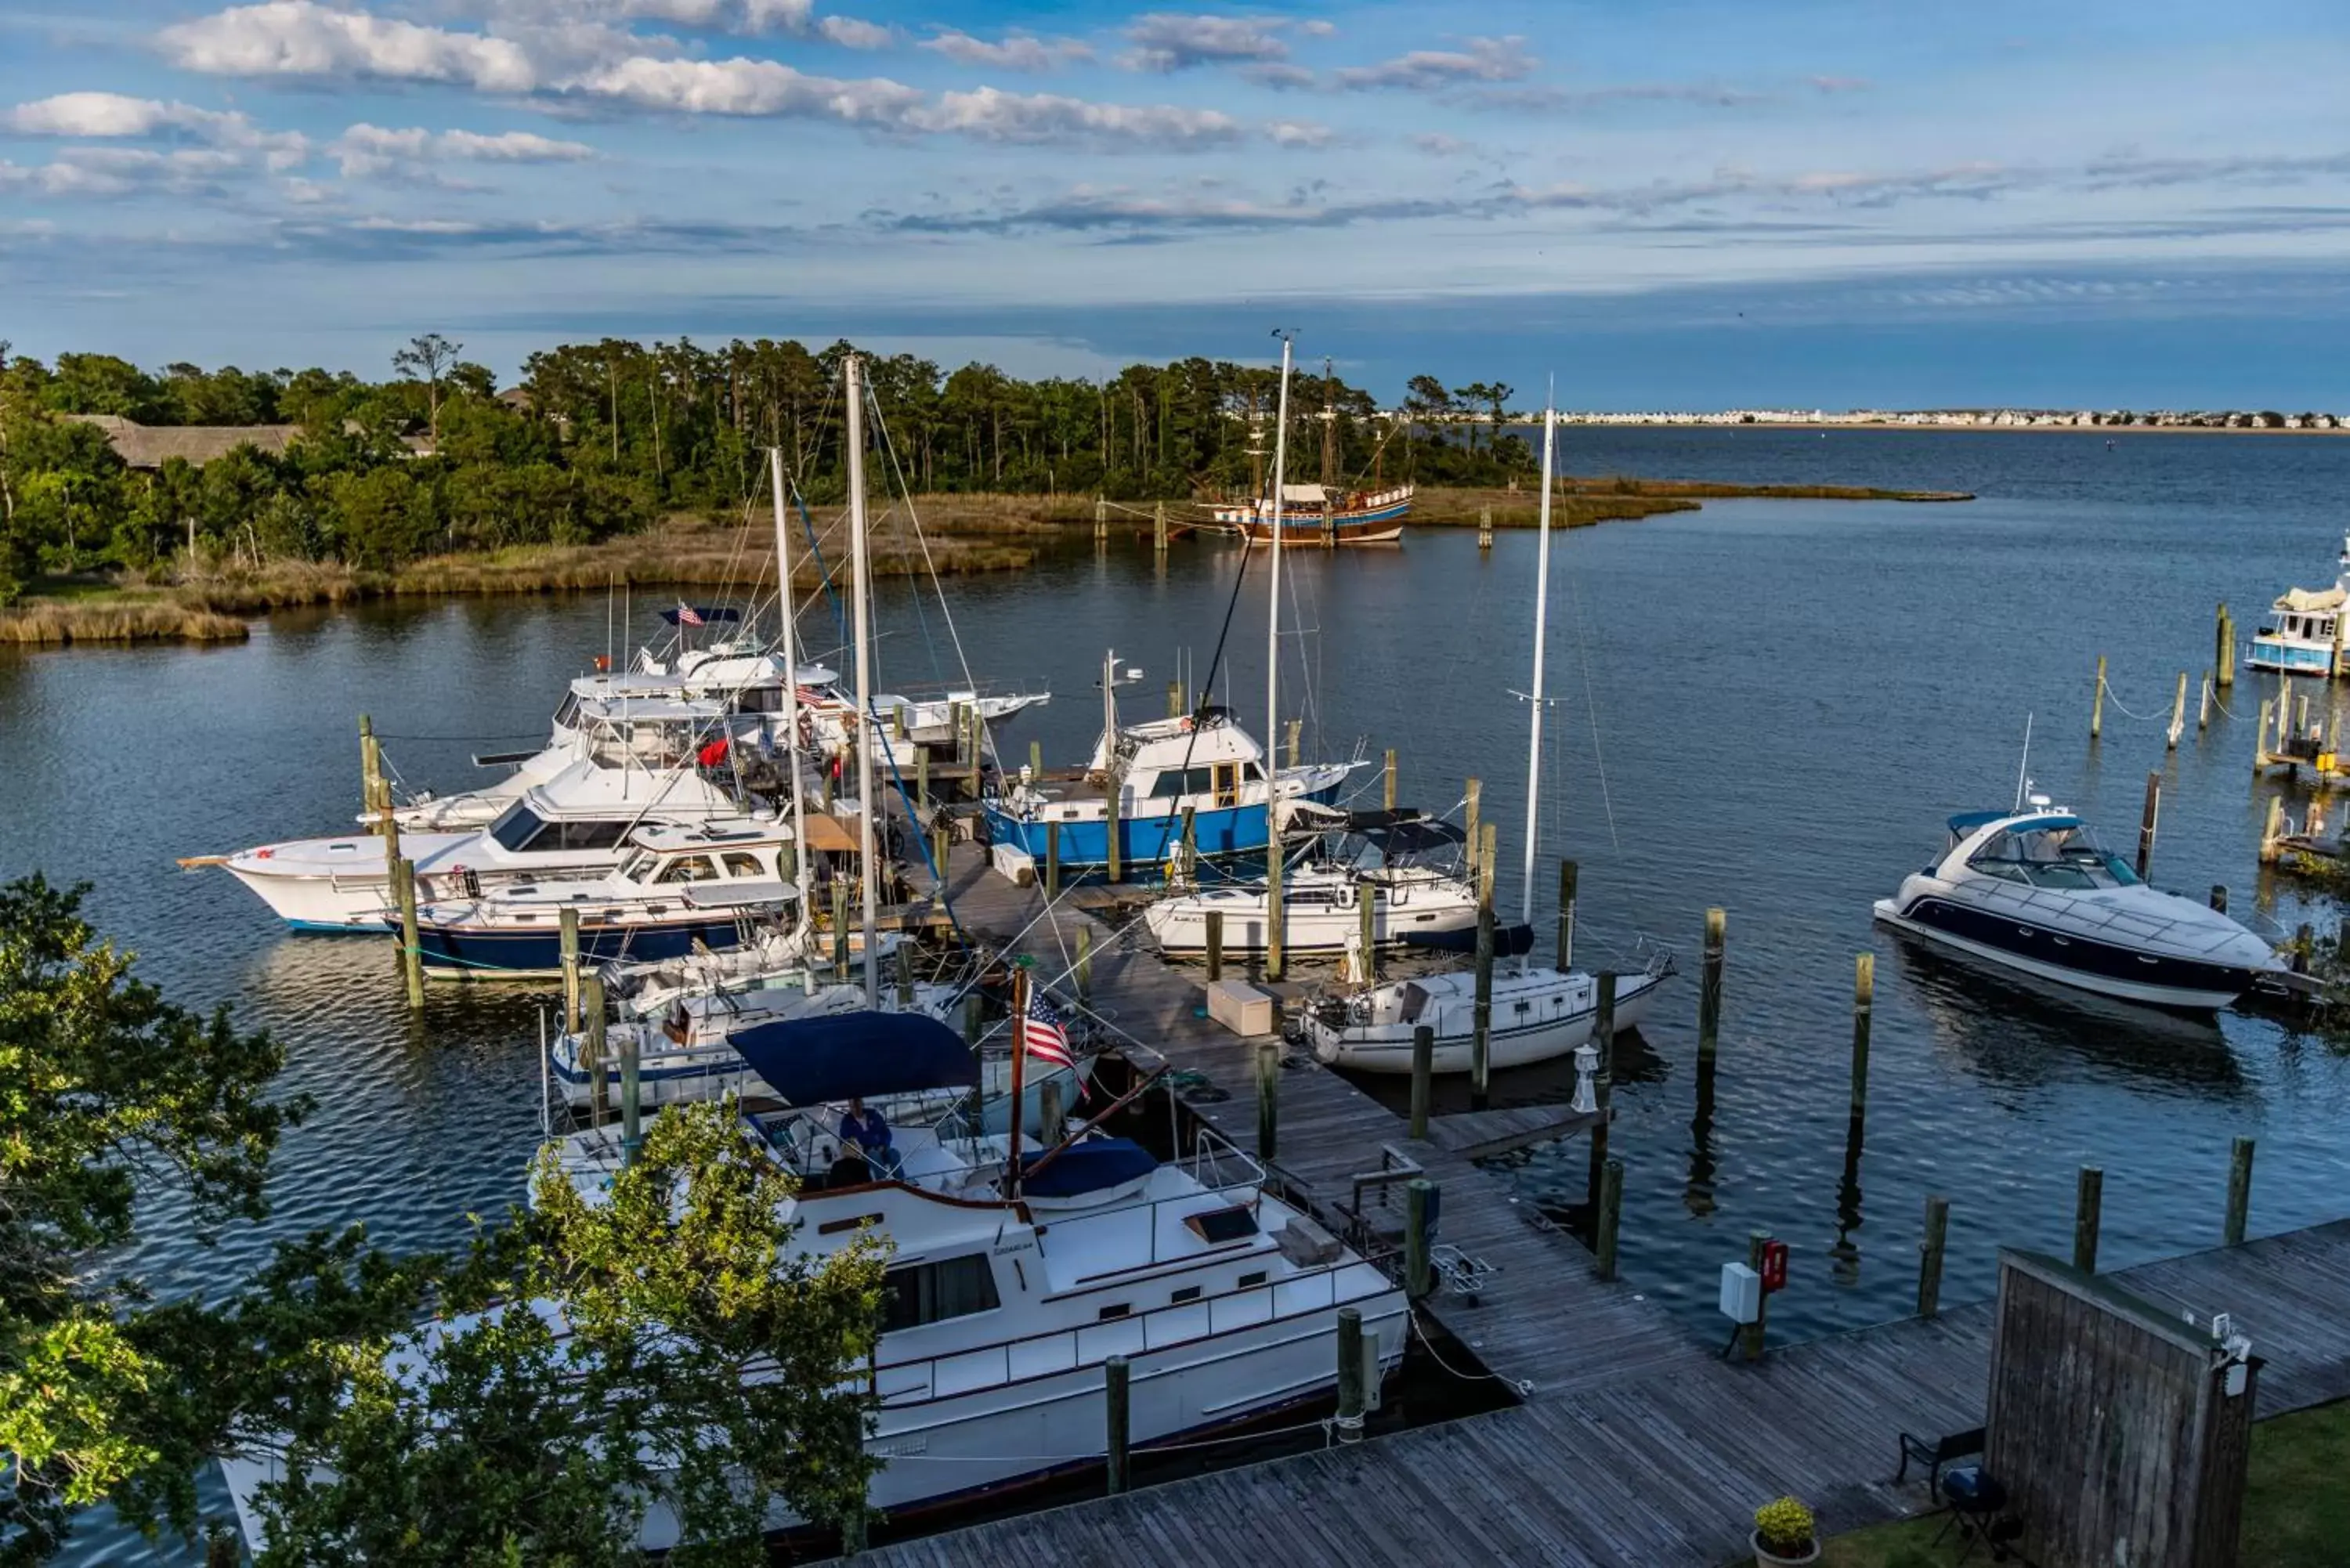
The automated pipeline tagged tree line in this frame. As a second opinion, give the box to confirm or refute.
[0,335,1538,602]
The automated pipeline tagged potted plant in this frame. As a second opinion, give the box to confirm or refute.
[1752,1495,1820,1566]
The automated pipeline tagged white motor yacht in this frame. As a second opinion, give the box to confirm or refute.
[1307,957,1672,1073]
[1145,814,1481,957]
[1873,799,2287,1010]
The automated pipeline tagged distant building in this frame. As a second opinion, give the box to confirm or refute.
[62,414,302,471]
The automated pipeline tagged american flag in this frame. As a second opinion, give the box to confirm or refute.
[1018,988,1076,1071]
[676,602,705,627]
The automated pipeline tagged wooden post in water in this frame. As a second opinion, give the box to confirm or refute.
[619,1022,642,1167]
[931,818,949,885]
[2255,697,2273,773]
[1044,822,1061,900]
[1153,500,1167,557]
[559,906,582,1033]
[1409,1024,1433,1140]
[1383,747,1397,812]
[1335,1306,1366,1443]
[1180,805,1197,882]
[392,857,424,1010]
[1405,1178,1435,1299]
[1918,1195,1950,1318]
[1027,739,1041,781]
[2091,654,2106,739]
[360,713,382,831]
[1463,777,1481,874]
[1094,496,1108,544]
[1076,925,1093,1003]
[1103,1355,1130,1494]
[1585,970,1616,1217]
[2225,1136,2255,1245]
[1477,504,1493,550]
[1596,1157,1623,1282]
[1266,832,1285,982]
[2168,670,2189,749]
[1849,953,1873,1157]
[2217,601,2235,688]
[2259,794,2285,864]
[1741,1229,1771,1360]
[1204,909,1223,982]
[1285,717,1302,770]
[1167,679,1182,718]
[1470,822,1497,1111]
[584,974,608,1126]
[2137,771,2161,880]
[1358,883,1376,983]
[1255,1037,1278,1162]
[1556,858,1578,970]
[1104,769,1122,884]
[2211,883,2229,913]
[1697,908,1726,1071]
[916,745,929,814]
[2073,1165,2103,1273]
[2199,671,2213,732]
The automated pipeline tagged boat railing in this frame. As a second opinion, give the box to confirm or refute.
[867,1250,1385,1408]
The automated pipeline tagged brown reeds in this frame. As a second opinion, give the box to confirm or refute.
[0,600,250,645]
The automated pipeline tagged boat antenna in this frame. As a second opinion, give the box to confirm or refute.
[2013,712,2034,813]
[767,445,811,947]
[845,353,879,1008]
[1520,397,1557,968]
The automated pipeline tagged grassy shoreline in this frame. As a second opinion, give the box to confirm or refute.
[0,476,1965,646]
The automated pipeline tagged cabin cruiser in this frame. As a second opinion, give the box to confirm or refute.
[2247,533,2350,677]
[1145,812,1481,957]
[1307,954,1672,1074]
[620,642,1048,753]
[220,1014,1405,1552]
[225,754,776,933]
[1872,800,2287,1010]
[412,818,796,978]
[982,652,1356,871]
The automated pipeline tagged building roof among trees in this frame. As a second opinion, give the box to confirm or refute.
[63,413,302,469]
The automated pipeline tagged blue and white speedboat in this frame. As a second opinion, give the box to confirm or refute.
[982,652,1354,871]
[1873,800,2286,1010]
[412,819,796,978]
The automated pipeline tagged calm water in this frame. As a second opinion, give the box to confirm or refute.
[10,428,2350,1555]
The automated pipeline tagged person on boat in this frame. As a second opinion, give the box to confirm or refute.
[838,1097,892,1161]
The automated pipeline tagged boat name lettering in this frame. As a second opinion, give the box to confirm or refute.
[992,1238,1036,1255]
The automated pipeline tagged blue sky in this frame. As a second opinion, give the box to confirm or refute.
[4,0,2348,405]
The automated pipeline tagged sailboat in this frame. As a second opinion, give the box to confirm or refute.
[1306,401,1671,1072]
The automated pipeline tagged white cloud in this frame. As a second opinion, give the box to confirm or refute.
[330,121,597,176]
[159,2,538,91]
[1266,119,1331,147]
[1242,62,1314,89]
[911,87,1249,146]
[921,28,1093,71]
[5,92,309,168]
[574,54,922,119]
[1335,36,1533,91]
[1122,13,1291,72]
[0,146,247,198]
[816,15,891,48]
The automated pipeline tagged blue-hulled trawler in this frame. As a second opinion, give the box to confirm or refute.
[2248,533,2350,677]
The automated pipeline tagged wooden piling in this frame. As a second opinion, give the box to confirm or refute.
[1383,747,1397,812]
[1697,908,1726,1070]
[1470,822,1497,1113]
[392,857,424,1010]
[2136,771,2160,880]
[1180,805,1197,881]
[1044,822,1061,900]
[1335,1306,1366,1443]
[2073,1165,2103,1274]
[1255,1037,1278,1162]
[1596,1157,1623,1283]
[1204,908,1223,982]
[1266,834,1285,982]
[1918,1195,1949,1318]
[1076,924,1093,1003]
[2199,671,2212,732]
[1741,1230,1771,1360]
[1849,952,1873,1154]
[1405,1179,1435,1299]
[1357,883,1376,982]
[2211,883,2229,913]
[584,974,609,1125]
[1028,739,1042,780]
[1104,1355,1130,1494]
[1477,504,1493,549]
[2300,692,2313,740]
[2256,697,2273,773]
[360,713,384,834]
[1093,496,1108,544]
[2294,922,2313,976]
[1285,717,1303,770]
[1585,970,1616,1217]
[931,818,949,883]
[2225,1136,2254,1246]
[2091,653,2106,739]
[1167,678,1183,718]
[1556,858,1578,970]
[2259,794,2284,864]
[1153,499,1168,556]
[1464,776,1481,873]
[619,1022,642,1167]
[559,905,582,1033]
[2168,670,2188,749]
[1408,1024,1434,1140]
[1104,771,1122,884]
[2216,601,2235,688]
[916,745,929,813]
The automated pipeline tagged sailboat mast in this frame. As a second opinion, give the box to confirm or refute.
[767,446,810,943]
[1521,404,1557,935]
[1321,357,1337,492]
[845,353,879,1007]
[1265,336,1294,755]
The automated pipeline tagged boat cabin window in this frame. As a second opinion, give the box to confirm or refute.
[881,1254,1001,1331]
[1397,983,1434,1024]
[721,851,765,877]
[1184,1207,1260,1244]
[1213,764,1239,807]
[490,804,548,852]
[1150,767,1217,799]
[655,854,718,884]
[737,685,784,713]
[1243,761,1265,782]
[553,692,582,729]
[1968,827,2141,891]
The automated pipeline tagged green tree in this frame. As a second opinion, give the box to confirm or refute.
[251,1098,888,1566]
[0,875,306,1562]
[392,334,462,443]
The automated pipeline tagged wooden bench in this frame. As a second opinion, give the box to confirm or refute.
[1893,1425,1985,1500]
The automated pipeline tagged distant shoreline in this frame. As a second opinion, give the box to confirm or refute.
[1540,421,2350,436]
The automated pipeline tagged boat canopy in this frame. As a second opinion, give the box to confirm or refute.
[1017,1137,1158,1199]
[2276,585,2348,614]
[728,1011,978,1104]
[1947,810,2081,836]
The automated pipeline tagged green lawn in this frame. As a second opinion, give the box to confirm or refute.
[1813,1399,2350,1567]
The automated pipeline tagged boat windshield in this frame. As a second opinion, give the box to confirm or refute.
[1967,825,2141,891]
[490,801,547,853]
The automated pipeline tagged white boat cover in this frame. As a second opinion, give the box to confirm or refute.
[2275,585,2348,612]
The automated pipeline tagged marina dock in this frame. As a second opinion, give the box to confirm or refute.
[865,837,2350,1566]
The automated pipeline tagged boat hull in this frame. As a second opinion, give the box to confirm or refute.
[1872,897,2261,1010]
[1313,967,1667,1073]
[418,916,756,979]
[2246,637,2337,676]
[984,786,1344,870]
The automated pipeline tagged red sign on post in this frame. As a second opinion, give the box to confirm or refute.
[1759,1241,1790,1294]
